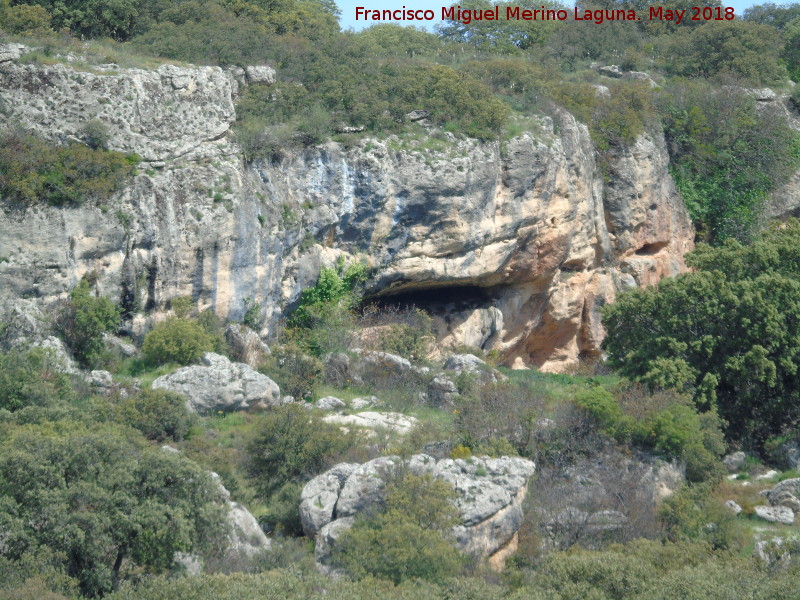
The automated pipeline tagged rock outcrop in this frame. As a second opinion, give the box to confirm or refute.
[152,352,281,413]
[300,454,536,570]
[0,45,694,371]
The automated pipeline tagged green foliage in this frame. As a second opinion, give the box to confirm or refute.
[0,130,139,207]
[378,309,433,362]
[575,386,725,483]
[658,79,800,242]
[437,0,559,51]
[170,295,194,318]
[79,119,111,151]
[260,344,322,400]
[142,317,214,366]
[332,472,462,584]
[287,258,366,356]
[263,481,304,536]
[241,297,262,330]
[664,20,786,84]
[246,404,362,496]
[0,347,75,412]
[0,421,227,597]
[58,278,121,368]
[603,223,800,449]
[659,482,742,551]
[117,388,196,442]
[0,2,53,35]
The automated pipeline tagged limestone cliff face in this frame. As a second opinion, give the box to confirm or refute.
[0,47,694,371]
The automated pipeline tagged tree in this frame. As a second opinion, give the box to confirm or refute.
[58,278,121,367]
[142,317,214,366]
[0,422,227,597]
[602,222,800,448]
[663,20,786,85]
[247,404,361,496]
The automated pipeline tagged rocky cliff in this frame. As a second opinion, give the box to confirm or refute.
[0,45,694,371]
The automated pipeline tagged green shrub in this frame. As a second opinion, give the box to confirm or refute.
[603,223,800,450]
[657,79,799,242]
[0,130,139,207]
[287,258,366,356]
[332,472,462,584]
[79,119,111,150]
[196,309,229,355]
[0,3,53,35]
[263,481,305,536]
[261,344,322,400]
[57,278,121,367]
[0,421,227,597]
[142,317,214,366]
[118,388,196,442]
[0,347,75,412]
[380,310,433,362]
[247,404,362,496]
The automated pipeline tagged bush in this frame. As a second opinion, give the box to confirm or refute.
[287,259,366,356]
[261,344,322,400]
[118,388,196,442]
[332,472,462,583]
[602,223,800,450]
[0,3,53,35]
[664,20,786,85]
[0,347,74,412]
[455,380,545,456]
[142,317,214,366]
[263,481,305,536]
[0,421,227,597]
[247,404,362,496]
[57,278,121,368]
[575,385,725,483]
[0,130,139,207]
[657,80,800,242]
[79,119,111,150]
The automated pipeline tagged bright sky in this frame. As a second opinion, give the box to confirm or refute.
[336,0,761,30]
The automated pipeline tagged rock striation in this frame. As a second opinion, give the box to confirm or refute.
[0,45,694,371]
[300,454,536,570]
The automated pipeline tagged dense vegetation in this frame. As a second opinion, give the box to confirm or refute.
[0,130,139,207]
[603,221,800,449]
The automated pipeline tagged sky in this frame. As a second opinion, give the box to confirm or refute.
[336,0,762,30]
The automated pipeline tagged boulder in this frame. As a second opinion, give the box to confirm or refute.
[102,333,138,357]
[245,65,276,85]
[764,478,800,512]
[722,451,747,473]
[316,396,346,411]
[323,411,417,435]
[299,463,359,537]
[428,374,459,407]
[0,299,49,348]
[301,454,536,570]
[357,350,413,377]
[225,324,270,367]
[0,43,25,63]
[444,353,487,372]
[35,336,80,375]
[725,500,742,515]
[755,505,795,525]
[152,352,281,413]
[350,395,378,409]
